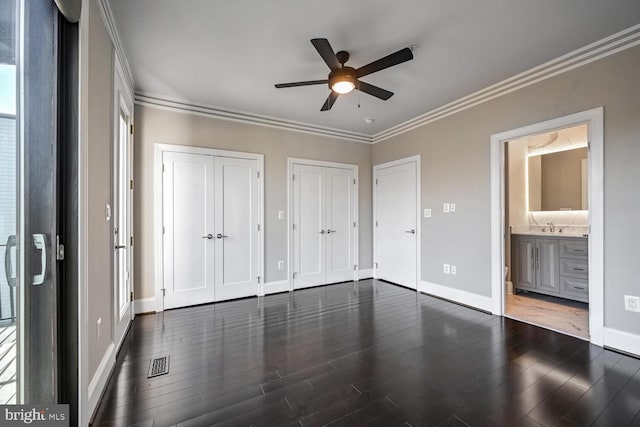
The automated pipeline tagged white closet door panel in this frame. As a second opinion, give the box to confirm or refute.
[293,164,325,289]
[375,161,417,289]
[325,168,354,283]
[163,152,215,309]
[214,157,259,301]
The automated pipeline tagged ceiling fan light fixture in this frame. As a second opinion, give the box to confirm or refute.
[329,69,356,94]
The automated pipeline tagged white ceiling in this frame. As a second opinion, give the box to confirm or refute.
[107,0,640,136]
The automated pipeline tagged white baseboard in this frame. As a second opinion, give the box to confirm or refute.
[134,297,157,314]
[604,327,640,357]
[419,280,493,313]
[357,269,374,280]
[88,343,115,420]
[263,279,290,295]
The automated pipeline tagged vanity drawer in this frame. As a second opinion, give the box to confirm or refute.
[559,239,588,259]
[560,276,589,302]
[560,258,588,279]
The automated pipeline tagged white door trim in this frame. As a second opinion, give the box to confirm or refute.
[287,158,359,291]
[112,53,134,352]
[154,143,264,312]
[373,155,422,288]
[490,107,604,346]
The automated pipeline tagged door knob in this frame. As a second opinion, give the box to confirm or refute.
[319,230,325,234]
[115,245,126,249]
[202,234,213,239]
[216,233,228,239]
[327,229,336,234]
[405,229,416,234]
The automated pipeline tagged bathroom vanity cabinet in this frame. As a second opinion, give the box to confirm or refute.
[512,234,588,302]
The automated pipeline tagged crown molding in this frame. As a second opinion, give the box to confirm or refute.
[371,23,640,144]
[96,0,135,94]
[135,93,373,144]
[131,24,639,146]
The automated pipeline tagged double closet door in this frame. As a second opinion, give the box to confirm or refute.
[292,163,356,289]
[162,151,260,309]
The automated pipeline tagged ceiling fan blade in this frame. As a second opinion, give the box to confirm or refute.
[356,81,394,100]
[356,47,413,78]
[275,80,328,88]
[321,91,339,111]
[311,38,341,71]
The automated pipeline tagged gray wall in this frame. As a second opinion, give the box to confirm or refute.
[372,45,640,336]
[87,0,114,379]
[134,106,373,299]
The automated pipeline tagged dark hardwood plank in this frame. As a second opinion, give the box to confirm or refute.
[91,280,640,427]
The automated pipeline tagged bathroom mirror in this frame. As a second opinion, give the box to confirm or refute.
[528,147,588,211]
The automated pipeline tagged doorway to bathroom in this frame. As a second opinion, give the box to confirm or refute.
[490,108,604,345]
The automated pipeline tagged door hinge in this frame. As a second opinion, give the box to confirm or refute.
[56,235,65,261]
[257,276,261,284]
[292,174,295,181]
[130,236,134,247]
[161,288,166,297]
[353,265,357,271]
[163,226,165,234]
[353,179,356,185]
[353,221,356,228]
[130,291,134,302]
[130,180,134,190]
[293,224,296,230]
[257,171,260,179]
[293,272,297,279]
[375,221,378,227]
[587,141,591,151]
[257,224,261,231]
[375,262,379,268]
[130,124,134,135]
[162,164,165,172]
[375,178,378,185]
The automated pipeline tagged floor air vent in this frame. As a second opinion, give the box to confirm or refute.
[147,356,170,378]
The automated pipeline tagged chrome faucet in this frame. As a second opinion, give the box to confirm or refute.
[547,221,554,232]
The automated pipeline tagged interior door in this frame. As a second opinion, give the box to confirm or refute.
[293,164,325,289]
[324,167,355,284]
[113,60,134,349]
[213,156,260,301]
[162,152,215,309]
[375,161,418,289]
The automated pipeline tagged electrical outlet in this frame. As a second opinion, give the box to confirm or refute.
[443,203,450,213]
[277,260,284,270]
[443,264,450,274]
[451,265,457,275]
[450,203,456,213]
[424,208,431,218]
[624,295,640,312]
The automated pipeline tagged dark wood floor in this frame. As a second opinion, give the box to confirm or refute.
[92,280,640,427]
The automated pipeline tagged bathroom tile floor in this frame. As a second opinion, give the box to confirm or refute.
[505,291,589,340]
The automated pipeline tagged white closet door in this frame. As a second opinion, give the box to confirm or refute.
[163,152,215,309]
[325,167,355,284]
[214,157,260,301]
[293,164,325,289]
[375,161,418,289]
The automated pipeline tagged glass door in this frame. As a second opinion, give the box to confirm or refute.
[0,0,61,404]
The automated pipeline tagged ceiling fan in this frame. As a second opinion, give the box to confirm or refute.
[275,38,414,111]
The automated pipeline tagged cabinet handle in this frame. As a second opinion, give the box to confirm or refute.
[535,247,539,270]
[573,267,585,271]
[574,286,586,290]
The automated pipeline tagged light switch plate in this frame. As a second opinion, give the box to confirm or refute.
[450,203,456,213]
[443,264,450,274]
[277,211,285,220]
[451,265,457,275]
[624,295,640,312]
[424,208,431,218]
[443,203,450,213]
[105,204,111,222]
[277,260,284,270]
